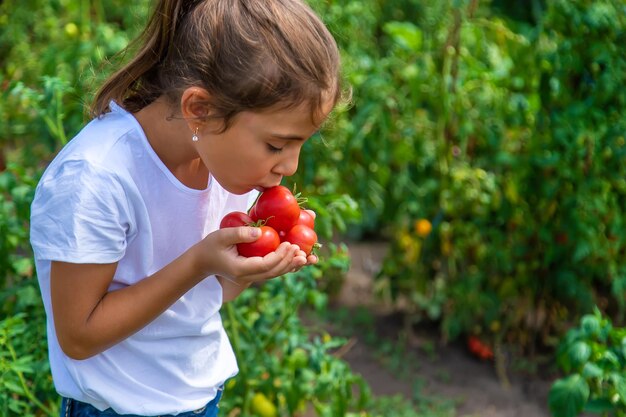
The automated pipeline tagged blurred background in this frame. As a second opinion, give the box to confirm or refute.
[1,1,625,416]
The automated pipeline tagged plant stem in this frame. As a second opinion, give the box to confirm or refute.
[225,303,251,415]
[6,340,54,416]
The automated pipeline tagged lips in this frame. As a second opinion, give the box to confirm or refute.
[254,183,280,192]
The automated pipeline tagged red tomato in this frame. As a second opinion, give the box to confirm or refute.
[254,186,300,232]
[467,336,493,361]
[296,209,315,229]
[282,224,318,256]
[467,336,481,353]
[220,211,253,229]
[236,226,280,257]
[479,346,494,360]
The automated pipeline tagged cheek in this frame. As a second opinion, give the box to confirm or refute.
[231,148,272,176]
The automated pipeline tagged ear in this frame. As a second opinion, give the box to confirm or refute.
[180,87,212,126]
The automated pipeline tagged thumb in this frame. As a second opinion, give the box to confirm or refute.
[220,226,261,245]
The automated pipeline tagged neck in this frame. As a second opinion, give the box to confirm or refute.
[133,98,209,189]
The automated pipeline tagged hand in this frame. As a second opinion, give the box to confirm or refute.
[197,226,308,284]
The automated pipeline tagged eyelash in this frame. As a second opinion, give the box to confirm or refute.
[267,144,283,154]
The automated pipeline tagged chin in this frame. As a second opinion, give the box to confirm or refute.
[211,177,248,195]
[228,187,253,195]
[233,185,258,195]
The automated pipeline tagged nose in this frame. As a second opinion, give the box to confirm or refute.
[273,151,300,177]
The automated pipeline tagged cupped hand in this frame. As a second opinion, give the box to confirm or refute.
[197,226,308,284]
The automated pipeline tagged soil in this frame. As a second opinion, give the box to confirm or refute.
[319,241,557,417]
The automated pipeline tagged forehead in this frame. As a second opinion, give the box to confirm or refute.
[243,98,334,132]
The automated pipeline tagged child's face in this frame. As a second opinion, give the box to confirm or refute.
[197,100,332,195]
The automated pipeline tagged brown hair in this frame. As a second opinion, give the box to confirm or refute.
[91,0,345,128]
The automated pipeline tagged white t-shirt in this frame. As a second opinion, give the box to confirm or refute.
[30,102,257,415]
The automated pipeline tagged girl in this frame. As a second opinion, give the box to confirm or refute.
[29,0,344,416]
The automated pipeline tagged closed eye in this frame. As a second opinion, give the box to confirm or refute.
[267,143,283,154]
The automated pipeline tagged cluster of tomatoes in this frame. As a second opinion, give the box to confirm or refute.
[220,185,318,257]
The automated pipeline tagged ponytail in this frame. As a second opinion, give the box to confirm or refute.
[90,0,197,117]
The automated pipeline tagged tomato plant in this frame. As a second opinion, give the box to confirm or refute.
[549,308,626,417]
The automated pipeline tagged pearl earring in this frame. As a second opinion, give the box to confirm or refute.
[192,127,199,142]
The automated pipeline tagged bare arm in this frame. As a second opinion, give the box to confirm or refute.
[51,226,306,359]
[51,251,206,360]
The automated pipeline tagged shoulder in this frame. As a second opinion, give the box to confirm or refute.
[32,157,132,231]
[30,157,132,262]
[38,111,145,193]
[33,105,139,219]
[36,157,123,193]
[52,104,142,172]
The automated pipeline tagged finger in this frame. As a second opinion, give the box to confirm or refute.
[304,209,316,219]
[248,244,302,280]
[268,243,301,272]
[219,226,261,246]
[306,254,318,265]
[233,242,295,279]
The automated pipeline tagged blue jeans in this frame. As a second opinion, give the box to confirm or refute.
[59,388,223,417]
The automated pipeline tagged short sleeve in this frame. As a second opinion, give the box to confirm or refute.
[30,160,132,264]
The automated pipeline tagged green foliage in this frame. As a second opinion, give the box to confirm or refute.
[223,246,451,417]
[0,313,57,417]
[0,163,52,417]
[3,0,625,416]
[221,248,371,417]
[0,0,149,159]
[549,308,626,417]
[0,167,37,301]
[363,394,454,417]
[0,3,428,415]
[359,0,626,353]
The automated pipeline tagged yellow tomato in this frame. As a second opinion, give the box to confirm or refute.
[414,219,432,237]
[64,22,79,37]
[251,393,278,417]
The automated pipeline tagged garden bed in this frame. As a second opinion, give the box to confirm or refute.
[319,241,555,417]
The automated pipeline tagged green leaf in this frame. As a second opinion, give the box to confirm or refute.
[567,341,591,370]
[12,257,33,277]
[581,362,603,379]
[584,398,614,414]
[2,379,25,395]
[599,351,620,369]
[581,314,601,339]
[383,22,423,52]
[548,375,590,417]
[612,374,626,405]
